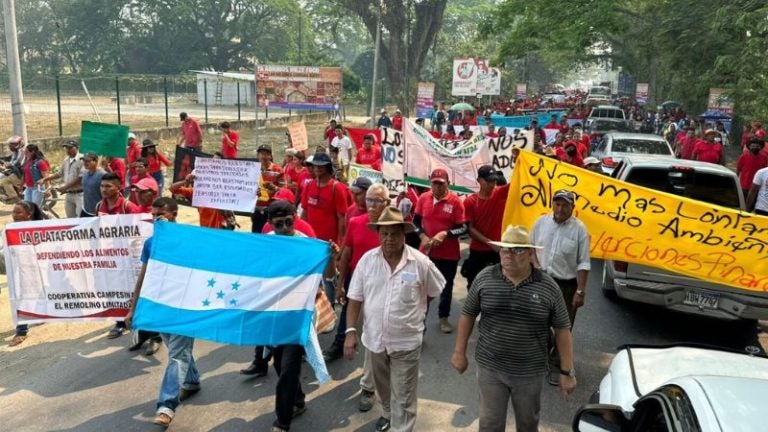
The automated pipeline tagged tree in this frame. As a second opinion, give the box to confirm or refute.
[338,0,447,112]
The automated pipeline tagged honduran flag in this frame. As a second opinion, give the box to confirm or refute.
[132,221,331,382]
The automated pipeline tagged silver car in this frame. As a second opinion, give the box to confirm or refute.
[592,132,675,174]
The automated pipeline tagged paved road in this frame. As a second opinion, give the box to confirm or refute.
[0,259,764,432]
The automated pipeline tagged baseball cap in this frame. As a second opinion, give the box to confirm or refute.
[132,177,159,193]
[273,187,296,203]
[380,109,387,114]
[429,168,449,184]
[350,176,373,193]
[553,189,575,203]
[477,165,499,182]
[128,132,137,140]
[310,152,332,166]
[61,140,78,148]
[267,199,296,219]
[81,152,99,161]
[583,156,600,165]
[257,144,272,154]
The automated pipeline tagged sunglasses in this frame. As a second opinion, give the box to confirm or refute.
[501,247,529,255]
[272,217,294,230]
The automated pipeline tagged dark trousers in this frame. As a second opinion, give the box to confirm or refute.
[15,324,28,336]
[431,258,458,319]
[138,330,162,342]
[334,273,354,344]
[80,210,95,218]
[273,345,306,430]
[549,277,578,369]
[251,207,268,233]
[461,249,500,290]
[252,345,273,368]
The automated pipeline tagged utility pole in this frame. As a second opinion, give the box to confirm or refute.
[298,10,303,65]
[3,0,28,141]
[368,0,383,128]
[254,58,260,148]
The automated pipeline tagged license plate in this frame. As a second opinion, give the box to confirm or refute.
[683,291,719,309]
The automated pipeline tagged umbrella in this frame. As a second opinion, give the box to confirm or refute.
[659,100,681,109]
[699,110,731,120]
[450,102,475,112]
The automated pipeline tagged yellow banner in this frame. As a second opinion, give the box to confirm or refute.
[503,151,768,292]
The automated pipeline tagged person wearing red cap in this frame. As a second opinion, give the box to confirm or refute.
[414,168,467,334]
[131,177,160,213]
[693,129,725,165]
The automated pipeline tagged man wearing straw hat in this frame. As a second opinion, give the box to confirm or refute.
[344,207,445,432]
[451,225,576,432]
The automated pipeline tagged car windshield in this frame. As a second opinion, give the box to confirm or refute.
[593,120,630,131]
[611,139,671,155]
[590,86,611,96]
[625,167,741,209]
[592,109,624,119]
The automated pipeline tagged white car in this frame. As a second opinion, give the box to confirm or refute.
[573,345,768,431]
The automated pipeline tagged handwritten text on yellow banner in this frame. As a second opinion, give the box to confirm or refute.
[503,151,768,292]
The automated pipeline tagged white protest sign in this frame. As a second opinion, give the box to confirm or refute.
[380,127,405,194]
[452,58,478,96]
[4,214,153,325]
[192,158,260,212]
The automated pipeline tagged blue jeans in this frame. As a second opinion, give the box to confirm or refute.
[151,171,164,195]
[157,334,200,415]
[23,187,44,207]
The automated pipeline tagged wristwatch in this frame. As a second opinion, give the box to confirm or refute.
[560,368,576,377]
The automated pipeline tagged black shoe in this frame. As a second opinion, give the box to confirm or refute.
[179,386,200,401]
[107,325,125,339]
[322,341,344,363]
[240,361,268,377]
[144,339,161,356]
[375,416,391,431]
[292,403,306,418]
[128,332,149,351]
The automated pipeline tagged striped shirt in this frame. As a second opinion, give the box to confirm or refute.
[462,265,570,376]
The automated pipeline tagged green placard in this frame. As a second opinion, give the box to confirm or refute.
[79,121,129,158]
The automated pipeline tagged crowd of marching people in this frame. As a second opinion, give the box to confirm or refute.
[3,89,768,431]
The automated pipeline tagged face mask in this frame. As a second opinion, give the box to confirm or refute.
[566,148,577,156]
[750,146,761,154]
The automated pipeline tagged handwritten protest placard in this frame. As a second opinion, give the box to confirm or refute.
[287,121,308,151]
[380,127,405,194]
[349,163,383,186]
[191,158,259,212]
[503,151,768,292]
[4,215,153,324]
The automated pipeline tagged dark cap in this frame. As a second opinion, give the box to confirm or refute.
[350,176,373,193]
[142,138,156,148]
[267,199,296,219]
[477,165,499,182]
[310,152,333,166]
[81,151,99,161]
[61,140,78,148]
[257,144,272,154]
[429,168,450,184]
[553,189,575,203]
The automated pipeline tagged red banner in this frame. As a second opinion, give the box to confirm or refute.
[346,127,381,150]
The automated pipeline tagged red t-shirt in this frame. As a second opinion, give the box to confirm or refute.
[257,163,284,206]
[415,191,465,261]
[355,147,382,171]
[301,179,349,242]
[261,216,317,237]
[147,152,171,174]
[181,119,203,148]
[556,148,585,167]
[392,115,404,131]
[464,184,510,251]
[23,159,50,187]
[344,213,380,271]
[345,203,367,226]
[108,158,127,189]
[325,128,336,145]
[126,142,142,177]
[678,136,696,160]
[221,131,239,159]
[96,195,141,215]
[737,152,768,189]
[692,141,723,164]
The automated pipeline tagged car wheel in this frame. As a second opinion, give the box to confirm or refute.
[602,265,617,299]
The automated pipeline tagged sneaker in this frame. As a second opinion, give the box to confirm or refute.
[375,416,391,431]
[107,325,125,339]
[322,340,344,363]
[439,318,453,334]
[153,412,173,427]
[358,389,375,412]
[144,339,161,356]
[179,386,200,402]
[240,361,268,377]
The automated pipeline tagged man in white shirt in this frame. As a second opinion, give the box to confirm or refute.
[41,140,83,217]
[330,124,352,166]
[747,166,768,216]
[344,207,445,432]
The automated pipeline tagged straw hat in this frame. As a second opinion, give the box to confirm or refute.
[367,207,416,233]
[489,225,542,249]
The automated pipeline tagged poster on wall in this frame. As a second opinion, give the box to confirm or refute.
[255,65,342,110]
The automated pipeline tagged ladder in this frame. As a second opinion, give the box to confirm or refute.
[215,72,224,106]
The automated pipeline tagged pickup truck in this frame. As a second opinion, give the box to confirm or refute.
[602,156,768,320]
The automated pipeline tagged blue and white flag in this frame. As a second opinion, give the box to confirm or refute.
[133,221,331,382]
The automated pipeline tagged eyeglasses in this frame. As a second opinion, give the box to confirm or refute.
[501,247,529,255]
[365,197,386,205]
[272,217,294,230]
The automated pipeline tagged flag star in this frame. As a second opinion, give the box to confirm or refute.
[231,281,240,291]
[207,278,216,287]
[202,299,211,307]
[229,298,237,306]
[216,290,225,299]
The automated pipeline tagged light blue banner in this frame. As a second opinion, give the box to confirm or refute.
[478,112,565,128]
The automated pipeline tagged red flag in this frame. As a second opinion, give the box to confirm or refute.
[346,127,381,150]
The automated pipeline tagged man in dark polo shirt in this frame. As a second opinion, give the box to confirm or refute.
[451,225,576,432]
